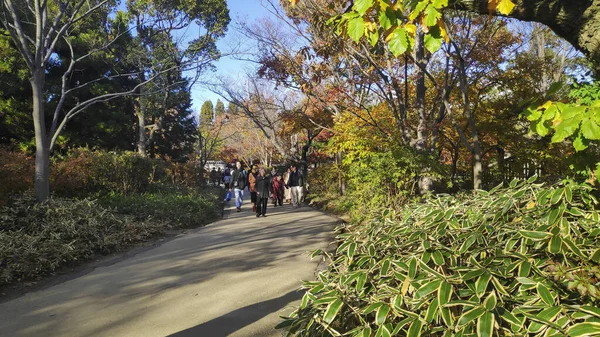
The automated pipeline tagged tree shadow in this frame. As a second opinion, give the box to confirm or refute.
[167,290,301,337]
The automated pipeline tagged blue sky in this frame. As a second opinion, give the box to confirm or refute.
[189,0,277,110]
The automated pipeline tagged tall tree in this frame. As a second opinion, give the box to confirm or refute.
[215,99,225,118]
[0,0,229,201]
[200,100,215,126]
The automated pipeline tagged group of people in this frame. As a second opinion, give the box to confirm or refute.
[218,161,304,217]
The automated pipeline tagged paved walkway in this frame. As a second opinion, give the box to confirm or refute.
[0,199,337,337]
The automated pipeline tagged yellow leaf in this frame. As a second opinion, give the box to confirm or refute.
[540,100,553,110]
[290,0,299,6]
[404,23,417,36]
[527,201,536,209]
[438,19,449,43]
[496,0,515,14]
[401,276,410,296]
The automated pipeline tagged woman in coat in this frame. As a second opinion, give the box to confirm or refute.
[271,173,284,207]
[248,164,258,212]
[254,167,272,217]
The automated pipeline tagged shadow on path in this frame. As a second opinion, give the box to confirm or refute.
[167,290,300,337]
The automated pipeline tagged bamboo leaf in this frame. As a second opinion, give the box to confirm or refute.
[477,312,494,337]
[323,298,344,323]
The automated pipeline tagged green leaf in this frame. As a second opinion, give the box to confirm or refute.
[408,256,418,279]
[562,237,585,258]
[459,236,477,254]
[573,133,589,152]
[483,292,497,311]
[376,304,391,325]
[409,1,428,20]
[387,27,409,56]
[432,250,444,265]
[424,32,443,53]
[424,5,441,26]
[363,302,384,315]
[590,248,600,263]
[407,320,423,337]
[353,0,374,15]
[369,30,380,47]
[537,283,555,305]
[457,306,486,327]
[566,322,600,337]
[425,298,439,323]
[375,324,392,337]
[347,17,366,43]
[579,306,600,319]
[581,117,600,140]
[516,277,536,285]
[432,0,448,8]
[415,279,443,299]
[519,229,552,240]
[548,236,562,254]
[348,242,357,257]
[378,9,393,30]
[477,312,494,337]
[526,107,542,121]
[536,120,550,137]
[438,281,453,305]
[475,272,492,298]
[323,298,344,323]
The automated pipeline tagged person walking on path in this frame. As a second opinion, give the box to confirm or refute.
[230,162,247,212]
[254,167,272,217]
[271,173,284,207]
[248,164,258,213]
[283,168,291,204]
[286,163,303,208]
[222,165,231,190]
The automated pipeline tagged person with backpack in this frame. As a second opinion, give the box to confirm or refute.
[230,161,247,212]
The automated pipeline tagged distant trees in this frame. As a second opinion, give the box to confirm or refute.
[0,0,230,201]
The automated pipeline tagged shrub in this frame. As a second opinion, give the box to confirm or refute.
[278,178,600,337]
[0,147,33,206]
[51,148,169,196]
[0,194,163,286]
[97,186,222,228]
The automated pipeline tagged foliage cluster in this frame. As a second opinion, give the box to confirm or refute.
[0,184,222,287]
[97,187,222,229]
[0,194,163,286]
[50,148,203,197]
[279,179,600,337]
[0,147,33,206]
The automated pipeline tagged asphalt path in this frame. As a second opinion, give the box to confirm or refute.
[0,198,337,337]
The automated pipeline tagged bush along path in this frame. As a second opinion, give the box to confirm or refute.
[0,201,337,337]
[278,178,600,337]
[0,186,223,290]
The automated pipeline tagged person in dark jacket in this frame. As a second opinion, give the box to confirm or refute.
[254,167,272,217]
[271,173,284,206]
[230,161,247,212]
[286,163,303,208]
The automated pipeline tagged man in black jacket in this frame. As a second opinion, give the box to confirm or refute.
[230,161,247,212]
[286,163,303,208]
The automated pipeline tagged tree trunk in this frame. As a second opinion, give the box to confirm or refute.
[414,28,428,152]
[451,0,600,76]
[136,98,146,157]
[31,70,50,202]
